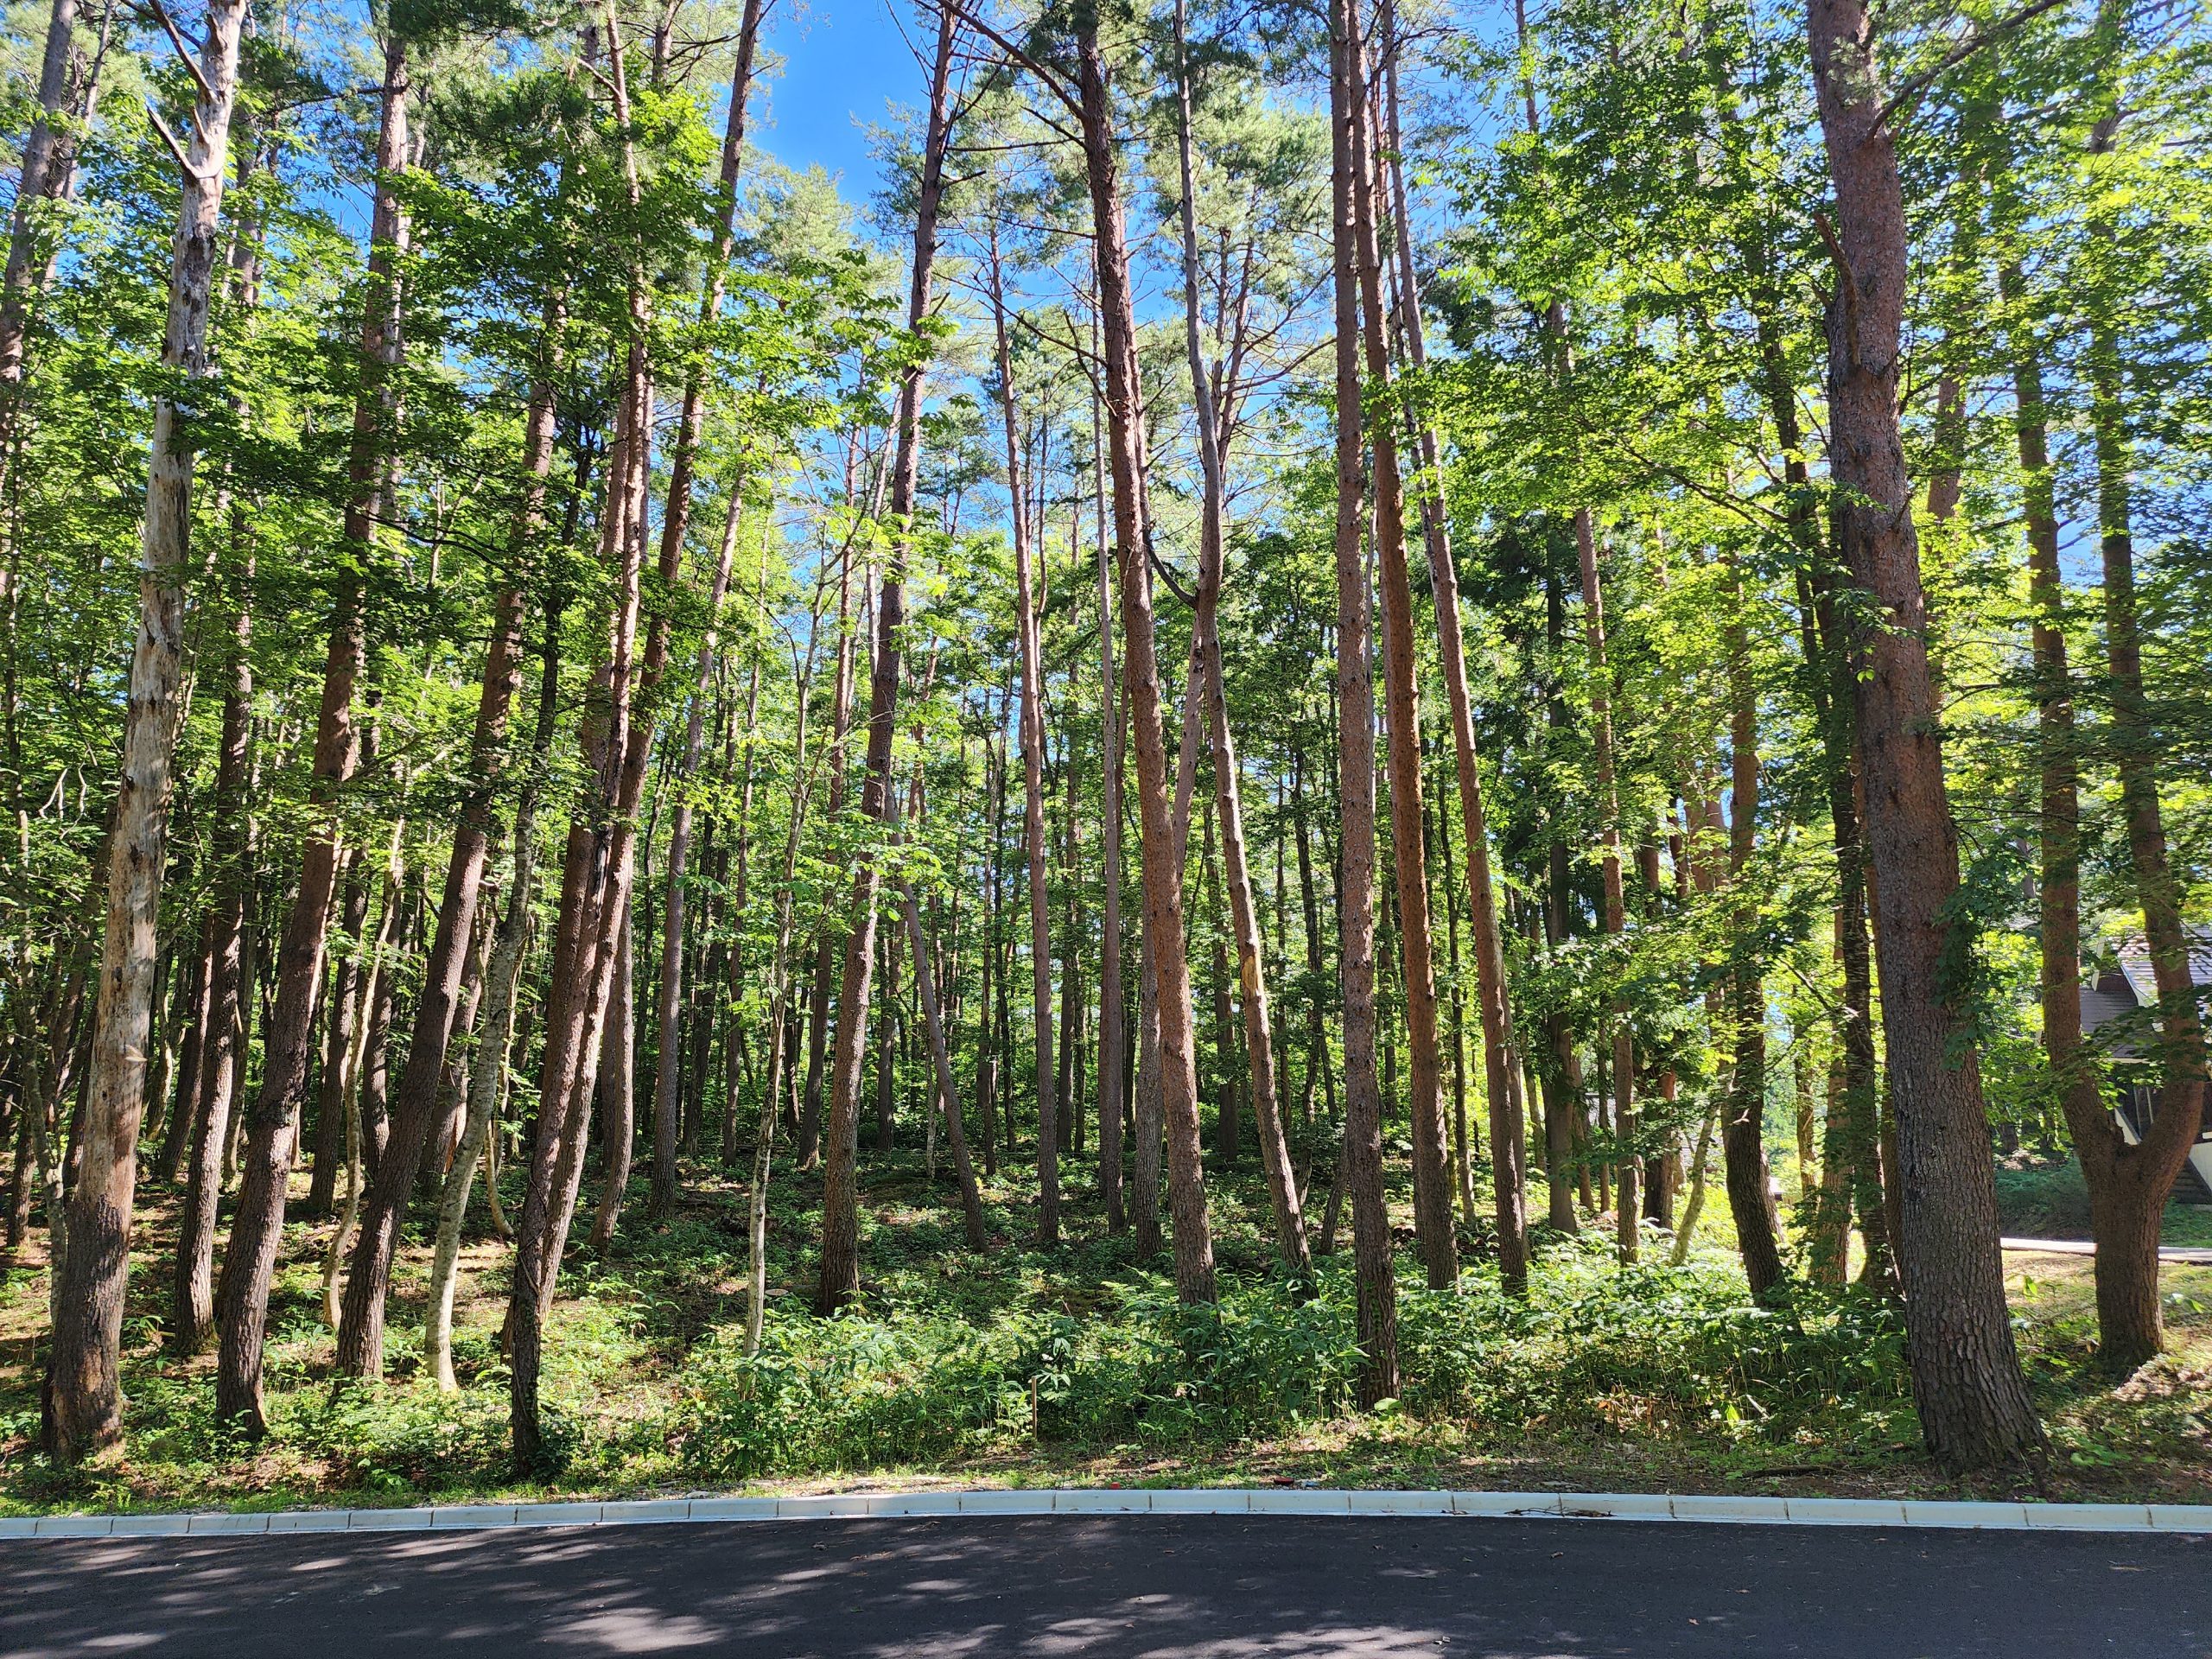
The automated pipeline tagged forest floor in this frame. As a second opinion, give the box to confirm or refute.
[1,1140,2208,1517]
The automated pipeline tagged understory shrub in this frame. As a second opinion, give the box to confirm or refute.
[673,1242,1907,1478]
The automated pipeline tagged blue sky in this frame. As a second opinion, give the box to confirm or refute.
[751,1,918,205]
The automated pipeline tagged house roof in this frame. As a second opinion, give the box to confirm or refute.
[2082,925,2210,1055]
[2114,926,2212,1007]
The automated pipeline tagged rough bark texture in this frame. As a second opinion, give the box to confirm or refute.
[1806,0,2044,1470]
[44,0,246,1459]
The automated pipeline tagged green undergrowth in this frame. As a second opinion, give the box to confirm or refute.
[0,1145,2206,1515]
[1994,1154,2212,1248]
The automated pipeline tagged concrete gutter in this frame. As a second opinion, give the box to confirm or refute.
[4,1488,2207,1539]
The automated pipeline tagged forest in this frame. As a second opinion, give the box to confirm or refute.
[0,0,2208,1516]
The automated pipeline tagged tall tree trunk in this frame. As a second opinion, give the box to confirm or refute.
[2082,234,2206,1365]
[588,910,636,1243]
[335,569,530,1376]
[1170,0,1306,1272]
[984,227,1057,1243]
[305,858,365,1217]
[650,8,766,1192]
[1095,423,1125,1231]
[510,13,658,1470]
[1759,311,1892,1293]
[1572,508,1638,1262]
[1380,4,1525,1287]
[1806,0,2043,1469]
[1343,8,1453,1289]
[0,0,87,401]
[1331,0,1395,1398]
[798,539,861,1167]
[42,0,246,1459]
[216,32,410,1433]
[1075,10,1214,1303]
[816,7,953,1313]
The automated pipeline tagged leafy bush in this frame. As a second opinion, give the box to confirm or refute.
[673,1275,1363,1478]
[1994,1158,2095,1240]
[671,1243,1906,1478]
[1397,1239,1907,1440]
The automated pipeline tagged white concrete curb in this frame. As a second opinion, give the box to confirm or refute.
[3,1489,2205,1540]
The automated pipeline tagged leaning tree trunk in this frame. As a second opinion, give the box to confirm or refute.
[425,606,561,1392]
[43,0,247,1461]
[649,0,766,1211]
[1805,0,2044,1471]
[816,6,954,1313]
[2082,276,2207,1366]
[334,576,526,1377]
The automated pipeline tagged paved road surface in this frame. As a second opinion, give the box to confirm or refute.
[2,1515,2205,1657]
[2001,1236,2212,1265]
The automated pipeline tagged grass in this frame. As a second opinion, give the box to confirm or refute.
[1,1135,2208,1516]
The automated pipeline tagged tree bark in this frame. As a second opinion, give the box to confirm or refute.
[215,30,410,1433]
[510,11,659,1470]
[1075,10,1214,1303]
[428,610,561,1390]
[1170,0,1306,1274]
[984,226,1057,1243]
[1344,8,1454,1289]
[1806,0,2044,1470]
[43,0,246,1459]
[1330,0,1395,1399]
[1379,0,1526,1287]
[652,493,745,1213]
[335,569,528,1376]
[1723,603,1784,1296]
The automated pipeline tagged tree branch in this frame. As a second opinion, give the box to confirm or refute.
[1872,0,2070,132]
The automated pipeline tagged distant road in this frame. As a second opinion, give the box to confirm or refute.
[2002,1236,2212,1264]
[3,1513,2205,1656]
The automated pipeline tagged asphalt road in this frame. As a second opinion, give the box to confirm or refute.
[2,1515,2205,1657]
